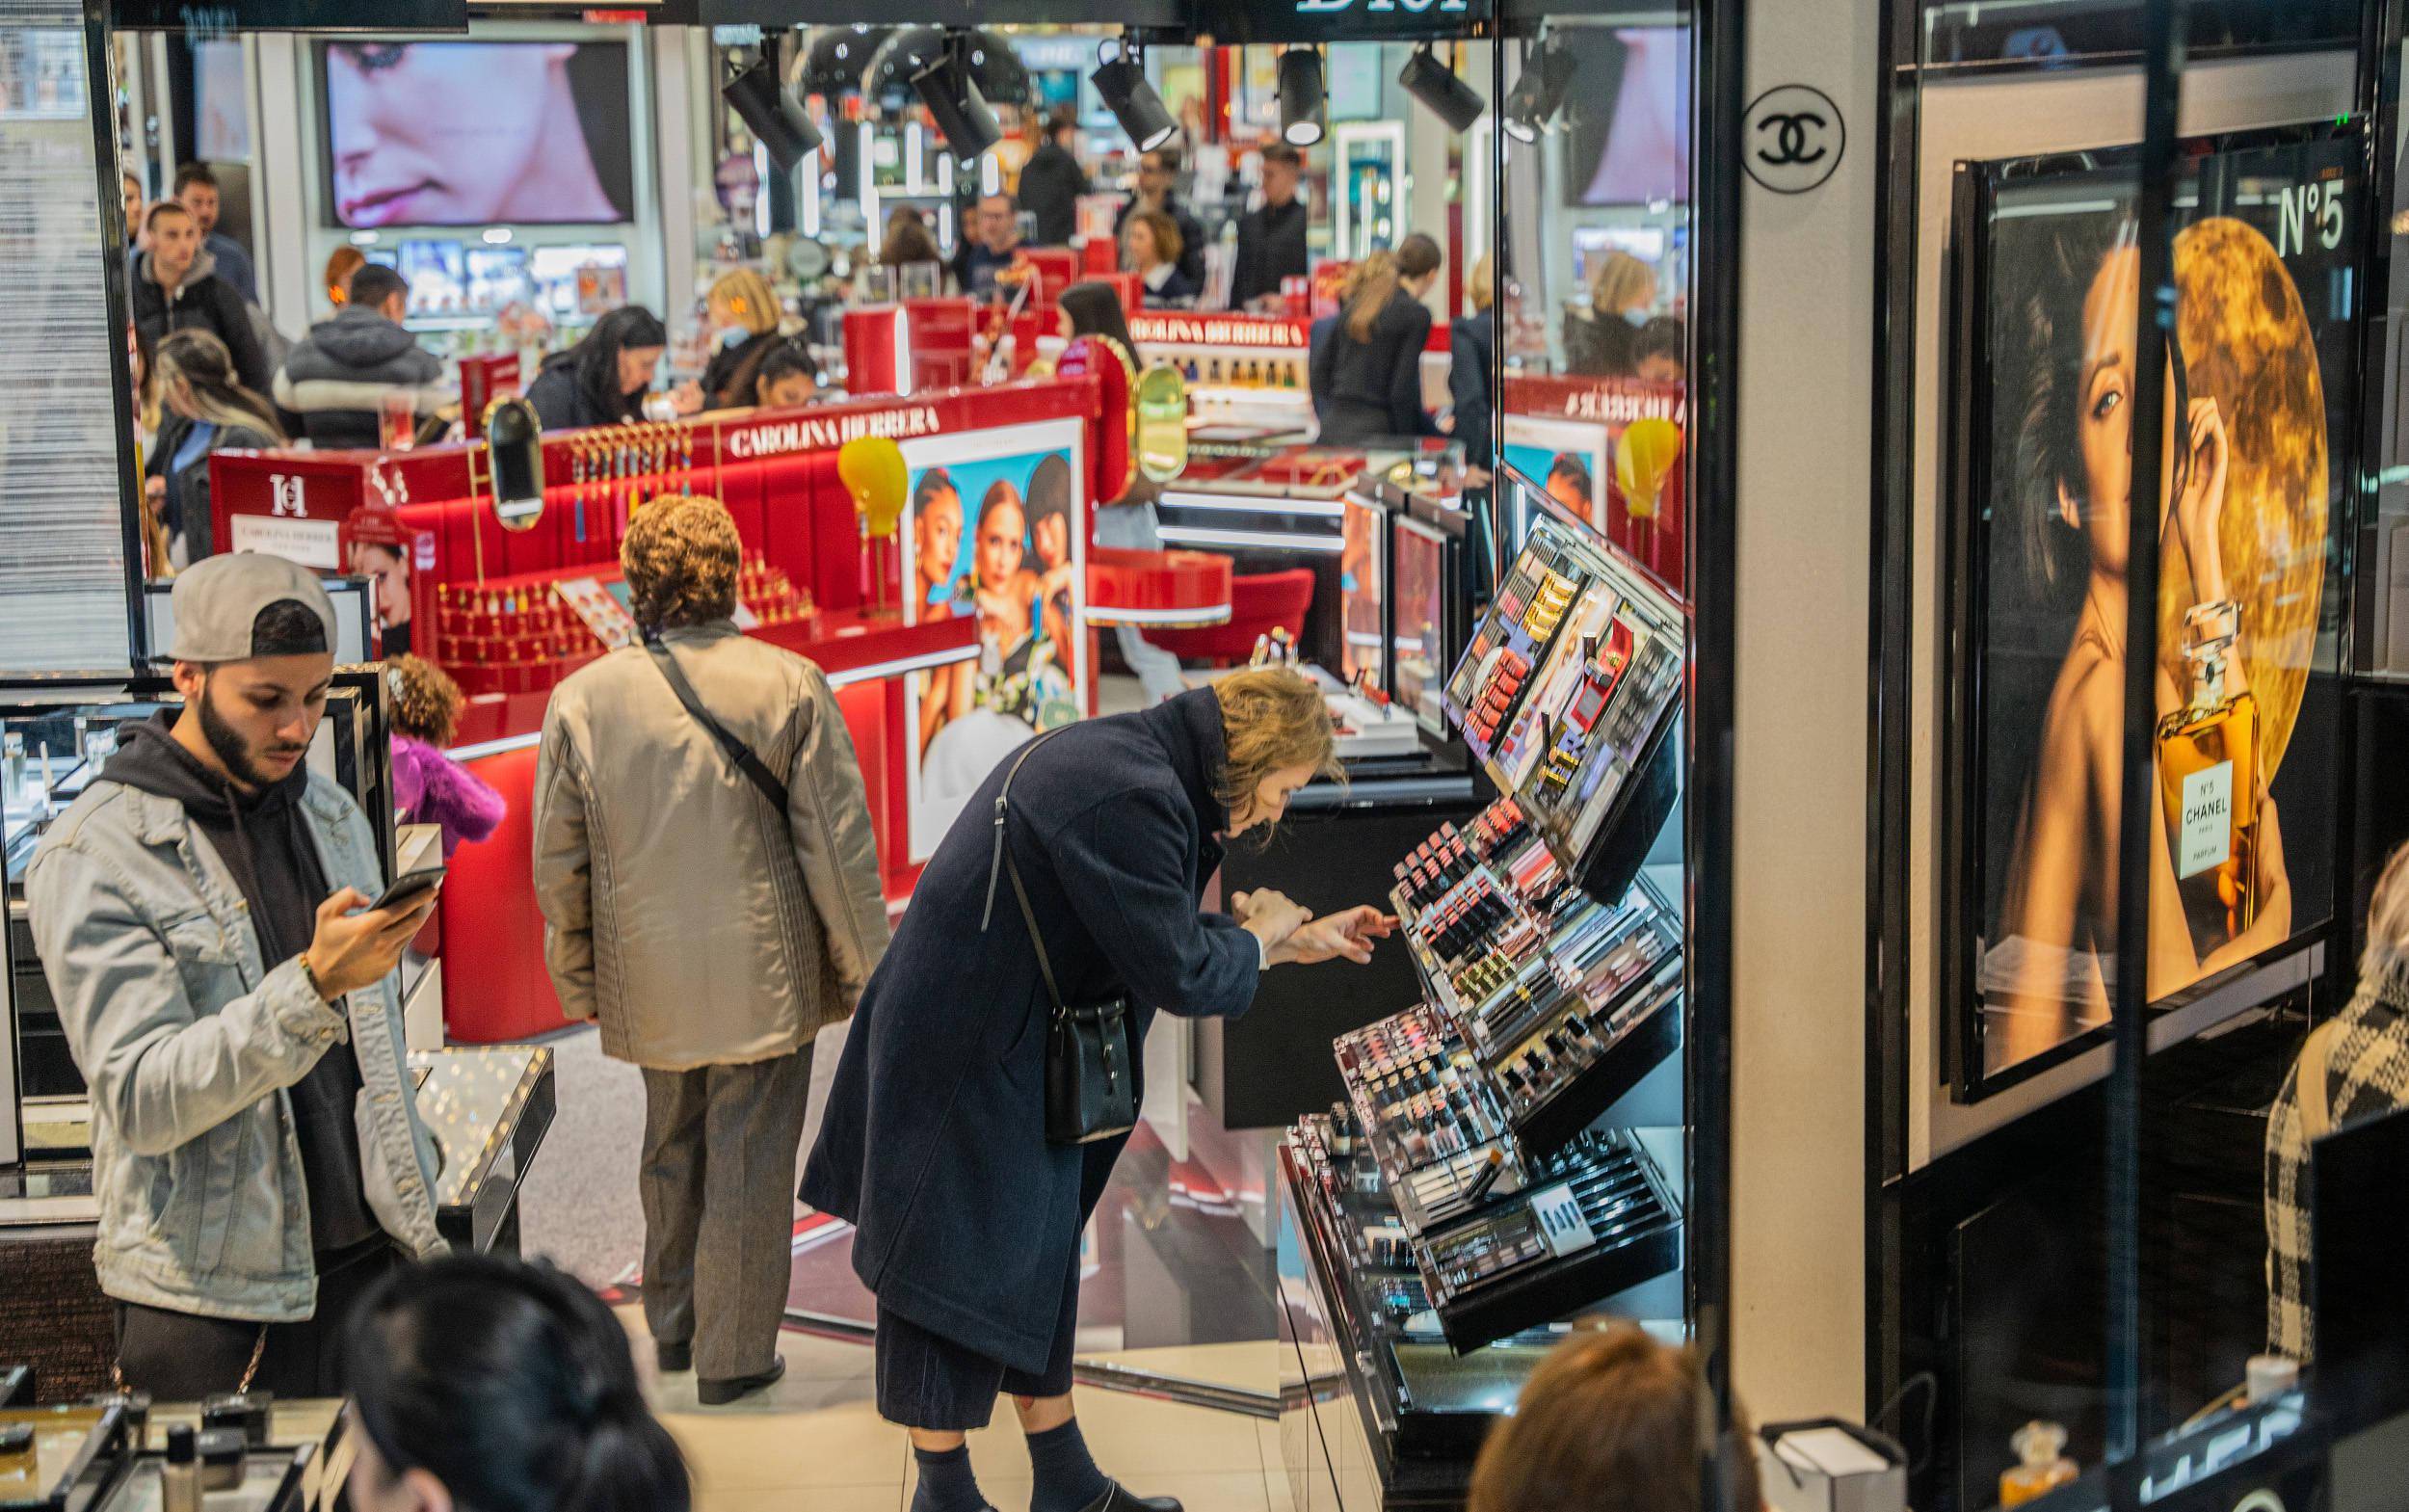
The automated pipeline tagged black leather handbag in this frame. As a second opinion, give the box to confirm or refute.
[981,733,1140,1146]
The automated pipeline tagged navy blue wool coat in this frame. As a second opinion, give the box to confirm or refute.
[801,690,1262,1373]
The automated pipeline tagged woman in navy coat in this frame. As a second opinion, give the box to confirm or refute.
[804,671,1394,1512]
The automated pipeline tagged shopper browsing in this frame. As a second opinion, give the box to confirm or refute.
[276,264,450,450]
[533,495,889,1407]
[27,554,446,1401]
[953,192,1025,301]
[345,1255,691,1512]
[698,269,784,412]
[1565,250,1658,379]
[145,329,286,570]
[386,655,503,859]
[1467,1324,1764,1512]
[1018,107,1091,248]
[1124,209,1198,307]
[133,201,271,395]
[881,207,943,272]
[1114,146,1208,293]
[174,163,258,305]
[805,668,1395,1512]
[1231,144,1310,311]
[752,340,822,409]
[525,305,701,431]
[1310,235,1445,446]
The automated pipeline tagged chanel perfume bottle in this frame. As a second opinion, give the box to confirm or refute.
[2156,599,2258,954]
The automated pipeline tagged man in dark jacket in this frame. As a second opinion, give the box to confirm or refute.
[133,202,270,395]
[175,162,258,305]
[1114,146,1207,294]
[275,265,449,449]
[805,679,1390,1512]
[1017,108,1089,247]
[1231,144,1310,310]
[950,193,1024,301]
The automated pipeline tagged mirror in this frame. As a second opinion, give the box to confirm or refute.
[1135,362,1189,484]
[485,397,545,532]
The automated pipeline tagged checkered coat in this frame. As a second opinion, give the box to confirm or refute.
[2263,962,2409,1362]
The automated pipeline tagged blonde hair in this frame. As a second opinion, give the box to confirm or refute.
[2362,840,2409,984]
[387,654,465,746]
[1211,668,1339,829]
[1124,208,1184,274]
[153,329,285,442]
[622,494,741,631]
[1467,1325,1760,1512]
[1468,252,1495,314]
[1342,251,1400,342]
[709,268,781,337]
[1588,250,1657,319]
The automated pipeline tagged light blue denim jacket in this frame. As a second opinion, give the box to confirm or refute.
[26,771,445,1323]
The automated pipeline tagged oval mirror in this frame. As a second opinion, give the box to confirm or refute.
[485,397,546,532]
[1135,362,1189,484]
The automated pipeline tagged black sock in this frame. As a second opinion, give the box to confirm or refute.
[912,1444,987,1512]
[1027,1418,1113,1512]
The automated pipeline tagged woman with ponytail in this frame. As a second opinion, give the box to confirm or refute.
[145,328,286,570]
[344,1255,692,1512]
[1308,234,1444,446]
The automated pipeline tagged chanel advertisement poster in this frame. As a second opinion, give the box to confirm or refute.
[1944,123,2354,1094]
[901,419,1089,862]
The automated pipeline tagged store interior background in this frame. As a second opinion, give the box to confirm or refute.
[11,0,2409,1509]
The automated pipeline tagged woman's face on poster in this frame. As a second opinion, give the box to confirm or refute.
[916,489,962,591]
[326,42,575,228]
[1034,511,1070,570]
[2061,245,2183,580]
[977,498,1026,589]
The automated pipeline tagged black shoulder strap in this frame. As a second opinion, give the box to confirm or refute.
[979,729,1069,1013]
[645,636,789,813]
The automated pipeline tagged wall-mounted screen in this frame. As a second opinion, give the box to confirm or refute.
[1559,26,1688,209]
[1943,121,2358,1098]
[315,40,635,229]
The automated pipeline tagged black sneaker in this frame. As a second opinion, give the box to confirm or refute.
[655,1341,692,1374]
[697,1356,786,1406]
[1074,1484,1182,1512]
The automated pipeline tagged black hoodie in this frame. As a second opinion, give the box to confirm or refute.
[103,714,379,1258]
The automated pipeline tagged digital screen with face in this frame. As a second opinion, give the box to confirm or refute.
[1946,124,2356,1092]
[317,41,635,229]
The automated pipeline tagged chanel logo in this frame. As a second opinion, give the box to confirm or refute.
[1742,84,1845,195]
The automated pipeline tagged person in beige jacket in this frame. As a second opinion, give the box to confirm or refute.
[534,494,889,1406]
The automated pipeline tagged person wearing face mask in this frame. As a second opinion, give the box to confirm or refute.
[1309,234,1445,447]
[697,270,784,412]
[805,669,1395,1512]
[1565,250,1657,380]
[526,305,702,432]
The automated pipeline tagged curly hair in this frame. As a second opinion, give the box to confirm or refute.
[1211,668,1339,833]
[386,654,465,745]
[622,494,741,633]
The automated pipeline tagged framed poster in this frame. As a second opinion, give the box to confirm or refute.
[1942,120,2357,1098]
[900,418,1089,862]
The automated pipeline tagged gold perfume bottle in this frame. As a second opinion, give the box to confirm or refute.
[2156,600,2258,955]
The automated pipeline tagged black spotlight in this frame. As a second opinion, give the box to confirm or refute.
[912,37,1001,160]
[1277,48,1325,147]
[1094,41,1178,153]
[1501,36,1575,144]
[800,25,891,97]
[1398,45,1483,133]
[726,49,823,171]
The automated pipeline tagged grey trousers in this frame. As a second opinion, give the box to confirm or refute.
[639,1046,812,1380]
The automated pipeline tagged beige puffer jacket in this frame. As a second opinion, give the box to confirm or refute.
[533,621,890,1070]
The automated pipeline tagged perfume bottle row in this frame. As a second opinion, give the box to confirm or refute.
[1171,352,1307,392]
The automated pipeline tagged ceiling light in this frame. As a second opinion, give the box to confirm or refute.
[1502,36,1575,144]
[1094,40,1178,153]
[1399,45,1484,134]
[1278,49,1325,148]
[911,38,1001,160]
[725,48,822,171]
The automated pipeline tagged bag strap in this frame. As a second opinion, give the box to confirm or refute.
[980,731,1069,1015]
[645,636,789,813]
[2300,1016,2343,1144]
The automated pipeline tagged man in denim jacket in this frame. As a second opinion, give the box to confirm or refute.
[29,554,445,1399]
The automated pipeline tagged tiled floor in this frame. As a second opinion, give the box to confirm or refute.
[628,1309,1296,1512]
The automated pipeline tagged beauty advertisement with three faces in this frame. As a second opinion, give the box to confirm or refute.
[1949,125,2354,1091]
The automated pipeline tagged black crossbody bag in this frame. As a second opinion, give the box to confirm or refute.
[981,732,1141,1146]
[645,636,790,811]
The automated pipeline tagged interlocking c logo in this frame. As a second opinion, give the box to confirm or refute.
[1742,85,1845,195]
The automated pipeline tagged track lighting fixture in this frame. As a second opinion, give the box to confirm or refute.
[1501,35,1575,144]
[1278,48,1325,148]
[1094,40,1178,154]
[911,33,1001,160]
[1398,44,1484,134]
[725,42,822,172]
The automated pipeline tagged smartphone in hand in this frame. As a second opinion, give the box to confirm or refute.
[369,866,446,913]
